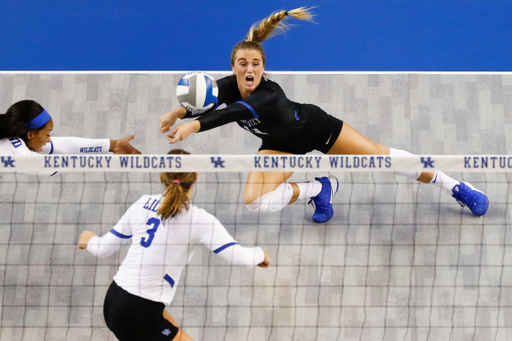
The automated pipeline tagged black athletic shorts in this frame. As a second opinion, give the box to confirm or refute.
[103,280,179,341]
[258,104,343,154]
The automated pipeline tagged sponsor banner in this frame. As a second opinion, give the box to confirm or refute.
[1,155,512,173]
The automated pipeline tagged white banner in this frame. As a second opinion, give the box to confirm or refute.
[1,154,512,173]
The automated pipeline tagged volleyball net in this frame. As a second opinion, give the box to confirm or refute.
[1,154,511,341]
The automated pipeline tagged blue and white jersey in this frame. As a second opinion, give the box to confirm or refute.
[0,137,110,176]
[0,136,110,155]
[0,137,38,155]
[86,194,265,306]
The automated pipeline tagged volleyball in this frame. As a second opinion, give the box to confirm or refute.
[176,72,219,114]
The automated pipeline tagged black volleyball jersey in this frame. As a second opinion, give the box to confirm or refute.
[185,75,309,139]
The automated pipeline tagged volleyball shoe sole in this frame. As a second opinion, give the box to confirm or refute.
[452,181,489,216]
[309,175,339,223]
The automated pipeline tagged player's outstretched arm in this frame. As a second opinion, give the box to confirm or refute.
[78,230,128,258]
[110,134,141,154]
[194,213,269,267]
[160,107,187,133]
[44,135,140,154]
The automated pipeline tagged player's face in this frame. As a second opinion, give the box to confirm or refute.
[232,49,264,99]
[26,119,53,153]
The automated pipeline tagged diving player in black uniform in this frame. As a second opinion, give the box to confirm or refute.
[159,7,489,222]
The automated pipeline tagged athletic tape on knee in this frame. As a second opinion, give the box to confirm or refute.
[246,183,294,214]
[389,148,422,180]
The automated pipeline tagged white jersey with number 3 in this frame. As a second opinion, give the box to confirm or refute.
[87,194,265,306]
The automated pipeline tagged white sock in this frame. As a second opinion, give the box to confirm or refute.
[430,171,460,194]
[296,180,322,201]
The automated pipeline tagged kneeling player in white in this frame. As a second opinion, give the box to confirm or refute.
[0,100,140,174]
[78,149,270,341]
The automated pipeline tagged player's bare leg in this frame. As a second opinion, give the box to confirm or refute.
[163,310,193,341]
[327,122,435,182]
[327,122,488,216]
[244,150,298,205]
[244,150,339,222]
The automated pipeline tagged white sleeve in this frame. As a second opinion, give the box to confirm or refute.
[193,211,264,267]
[110,203,136,237]
[87,233,130,258]
[0,138,58,176]
[42,137,110,154]
[86,207,134,258]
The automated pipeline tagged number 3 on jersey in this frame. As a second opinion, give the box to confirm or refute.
[140,217,161,248]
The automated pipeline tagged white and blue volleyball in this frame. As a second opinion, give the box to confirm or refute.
[176,72,218,114]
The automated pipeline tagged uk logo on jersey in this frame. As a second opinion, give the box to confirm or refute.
[162,329,171,336]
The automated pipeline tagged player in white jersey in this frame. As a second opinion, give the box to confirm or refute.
[0,100,140,166]
[78,149,270,341]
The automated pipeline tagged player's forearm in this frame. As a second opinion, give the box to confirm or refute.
[217,244,265,267]
[43,137,110,154]
[86,233,124,258]
[174,106,188,119]
[197,103,254,132]
[182,102,215,119]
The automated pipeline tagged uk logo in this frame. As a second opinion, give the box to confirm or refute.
[211,157,225,168]
[421,157,435,168]
[162,329,171,336]
[1,156,15,167]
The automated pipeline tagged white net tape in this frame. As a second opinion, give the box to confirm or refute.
[2,154,512,173]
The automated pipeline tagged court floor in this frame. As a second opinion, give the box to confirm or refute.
[1,73,511,340]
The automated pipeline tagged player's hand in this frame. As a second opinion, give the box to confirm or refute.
[160,107,187,133]
[112,134,141,154]
[159,111,178,133]
[258,248,270,268]
[167,121,200,144]
[78,231,98,249]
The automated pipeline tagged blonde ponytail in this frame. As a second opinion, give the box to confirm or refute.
[245,7,316,44]
[157,150,197,221]
[231,7,316,67]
